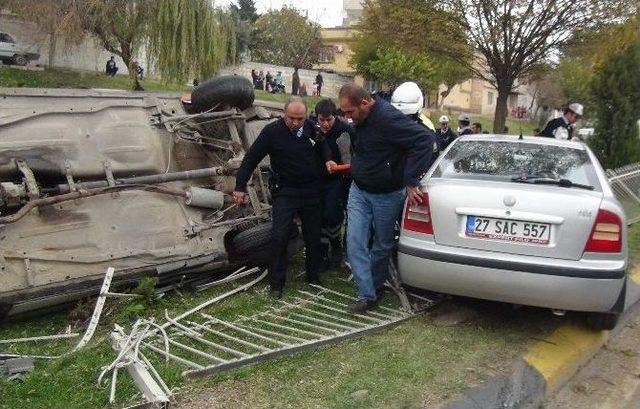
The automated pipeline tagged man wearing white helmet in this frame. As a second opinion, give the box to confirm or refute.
[457,113,473,136]
[436,115,457,152]
[539,103,583,140]
[391,82,436,132]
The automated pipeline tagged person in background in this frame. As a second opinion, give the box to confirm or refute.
[390,81,436,132]
[292,67,300,96]
[134,61,144,80]
[315,71,324,96]
[105,56,118,76]
[436,115,457,152]
[251,69,258,88]
[274,71,284,93]
[315,99,353,271]
[233,97,330,298]
[338,84,437,313]
[538,103,583,140]
[299,82,308,97]
[457,113,473,136]
[258,70,265,90]
[265,71,273,92]
[471,122,482,134]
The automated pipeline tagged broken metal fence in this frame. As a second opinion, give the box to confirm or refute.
[607,162,640,225]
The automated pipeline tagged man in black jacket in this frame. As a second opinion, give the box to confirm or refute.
[314,99,353,270]
[338,84,437,312]
[233,97,328,298]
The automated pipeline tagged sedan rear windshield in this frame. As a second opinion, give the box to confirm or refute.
[431,140,602,191]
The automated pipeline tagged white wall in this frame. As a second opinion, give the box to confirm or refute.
[219,62,354,98]
[0,12,147,75]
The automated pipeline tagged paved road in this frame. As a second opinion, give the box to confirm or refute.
[546,311,640,409]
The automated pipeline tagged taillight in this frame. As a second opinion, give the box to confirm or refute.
[584,209,622,253]
[402,192,433,235]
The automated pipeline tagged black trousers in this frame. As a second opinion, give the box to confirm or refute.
[270,193,322,291]
[320,178,350,258]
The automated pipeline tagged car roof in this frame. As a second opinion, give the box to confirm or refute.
[457,134,586,150]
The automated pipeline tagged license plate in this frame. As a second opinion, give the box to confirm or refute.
[465,216,551,244]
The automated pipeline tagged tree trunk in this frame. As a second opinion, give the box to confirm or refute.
[439,86,452,110]
[493,86,511,133]
[119,41,133,78]
[47,31,57,69]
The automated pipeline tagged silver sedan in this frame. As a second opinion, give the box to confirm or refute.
[398,135,627,330]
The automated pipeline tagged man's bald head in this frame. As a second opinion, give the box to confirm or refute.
[283,96,307,131]
[338,83,375,125]
[284,96,307,112]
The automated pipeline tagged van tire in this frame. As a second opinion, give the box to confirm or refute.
[191,75,254,113]
[586,312,619,331]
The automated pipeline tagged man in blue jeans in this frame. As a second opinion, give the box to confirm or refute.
[338,84,437,313]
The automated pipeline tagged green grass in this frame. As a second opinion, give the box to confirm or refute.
[0,66,533,134]
[176,302,551,409]
[6,222,639,409]
[0,259,552,409]
[0,66,189,93]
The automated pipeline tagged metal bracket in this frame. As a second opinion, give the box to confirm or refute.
[24,258,34,287]
[388,260,412,312]
[247,185,264,217]
[64,160,77,193]
[103,161,116,187]
[16,159,39,200]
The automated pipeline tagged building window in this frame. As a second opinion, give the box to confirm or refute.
[318,46,335,64]
[487,91,494,105]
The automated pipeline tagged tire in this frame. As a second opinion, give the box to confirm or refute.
[12,55,28,66]
[586,312,620,331]
[190,75,255,113]
[227,222,299,267]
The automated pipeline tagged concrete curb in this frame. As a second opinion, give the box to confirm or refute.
[438,267,640,409]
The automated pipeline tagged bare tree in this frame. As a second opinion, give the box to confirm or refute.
[446,0,633,133]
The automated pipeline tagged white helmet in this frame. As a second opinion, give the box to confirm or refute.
[458,113,470,123]
[567,103,584,116]
[391,82,424,115]
[439,115,449,123]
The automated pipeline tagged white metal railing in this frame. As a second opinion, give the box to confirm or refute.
[607,162,640,224]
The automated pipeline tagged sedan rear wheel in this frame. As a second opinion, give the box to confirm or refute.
[586,312,619,331]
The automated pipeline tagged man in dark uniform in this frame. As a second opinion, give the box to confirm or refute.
[538,103,583,140]
[105,56,118,76]
[292,67,300,96]
[457,113,473,136]
[313,99,353,270]
[436,115,457,152]
[338,84,437,313]
[315,71,324,96]
[233,97,329,298]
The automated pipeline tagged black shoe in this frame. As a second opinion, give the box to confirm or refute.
[347,298,378,314]
[269,289,283,299]
[375,287,386,300]
[306,276,321,286]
